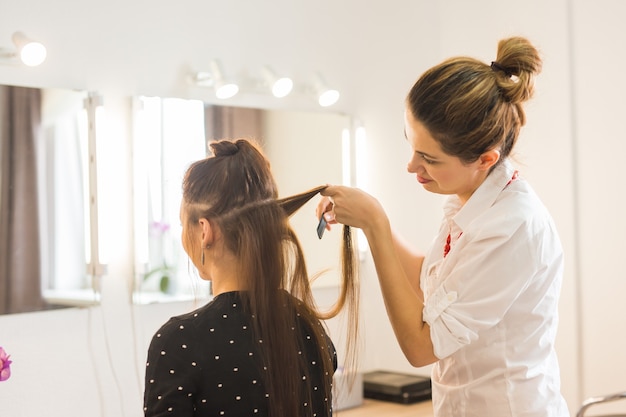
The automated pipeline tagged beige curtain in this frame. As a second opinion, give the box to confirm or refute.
[204,105,264,150]
[0,86,46,314]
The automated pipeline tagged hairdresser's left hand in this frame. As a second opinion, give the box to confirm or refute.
[318,185,388,235]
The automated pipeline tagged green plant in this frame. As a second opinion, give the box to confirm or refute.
[143,263,173,293]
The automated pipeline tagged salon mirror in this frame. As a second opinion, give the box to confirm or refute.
[132,96,352,304]
[0,84,100,314]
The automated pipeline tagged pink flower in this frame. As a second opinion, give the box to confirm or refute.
[149,221,171,237]
[0,347,12,381]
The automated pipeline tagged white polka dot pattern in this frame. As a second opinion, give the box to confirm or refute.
[143,291,337,416]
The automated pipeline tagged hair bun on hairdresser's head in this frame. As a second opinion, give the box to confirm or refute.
[209,139,241,157]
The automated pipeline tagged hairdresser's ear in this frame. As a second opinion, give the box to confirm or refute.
[198,218,215,247]
[478,149,500,171]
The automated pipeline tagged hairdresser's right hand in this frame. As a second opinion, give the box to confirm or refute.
[317,185,387,234]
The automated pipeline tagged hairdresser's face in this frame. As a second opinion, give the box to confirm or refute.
[404,109,486,204]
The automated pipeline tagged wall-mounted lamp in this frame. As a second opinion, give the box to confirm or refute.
[261,66,293,98]
[191,60,239,99]
[313,72,340,107]
[0,31,47,66]
[190,62,341,107]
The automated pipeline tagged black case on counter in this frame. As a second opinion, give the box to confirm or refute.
[363,370,432,404]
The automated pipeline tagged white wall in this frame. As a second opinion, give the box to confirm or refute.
[1,1,625,416]
[570,0,626,408]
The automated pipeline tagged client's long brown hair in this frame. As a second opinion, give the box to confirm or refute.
[182,138,358,417]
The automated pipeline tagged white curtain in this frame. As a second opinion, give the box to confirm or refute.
[39,89,88,291]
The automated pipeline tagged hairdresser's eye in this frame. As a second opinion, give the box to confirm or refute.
[420,154,437,165]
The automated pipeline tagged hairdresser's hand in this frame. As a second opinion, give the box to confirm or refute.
[316,194,335,232]
[317,185,387,235]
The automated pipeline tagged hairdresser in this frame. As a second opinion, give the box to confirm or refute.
[318,37,569,417]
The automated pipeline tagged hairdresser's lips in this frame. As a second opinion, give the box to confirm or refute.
[417,175,432,184]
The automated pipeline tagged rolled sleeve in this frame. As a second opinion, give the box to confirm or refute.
[423,285,477,359]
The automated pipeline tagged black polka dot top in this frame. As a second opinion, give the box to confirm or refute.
[143,291,337,416]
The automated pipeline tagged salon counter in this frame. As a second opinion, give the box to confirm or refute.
[338,399,434,417]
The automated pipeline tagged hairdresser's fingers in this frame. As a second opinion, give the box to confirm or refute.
[319,184,341,198]
[315,195,333,218]
[324,208,336,230]
[315,195,337,230]
[320,185,356,226]
[320,185,385,231]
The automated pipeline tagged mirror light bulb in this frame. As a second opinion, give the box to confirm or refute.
[20,41,47,66]
[318,89,339,107]
[272,77,293,98]
[215,83,239,99]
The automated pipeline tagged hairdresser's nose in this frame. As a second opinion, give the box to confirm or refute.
[407,152,422,174]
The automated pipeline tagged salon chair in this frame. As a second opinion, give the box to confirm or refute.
[576,391,626,417]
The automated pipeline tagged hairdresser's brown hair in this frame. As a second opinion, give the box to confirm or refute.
[406,36,542,164]
[181,138,358,417]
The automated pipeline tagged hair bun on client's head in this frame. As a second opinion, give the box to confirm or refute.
[209,139,240,157]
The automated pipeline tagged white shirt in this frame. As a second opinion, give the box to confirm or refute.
[421,159,570,417]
